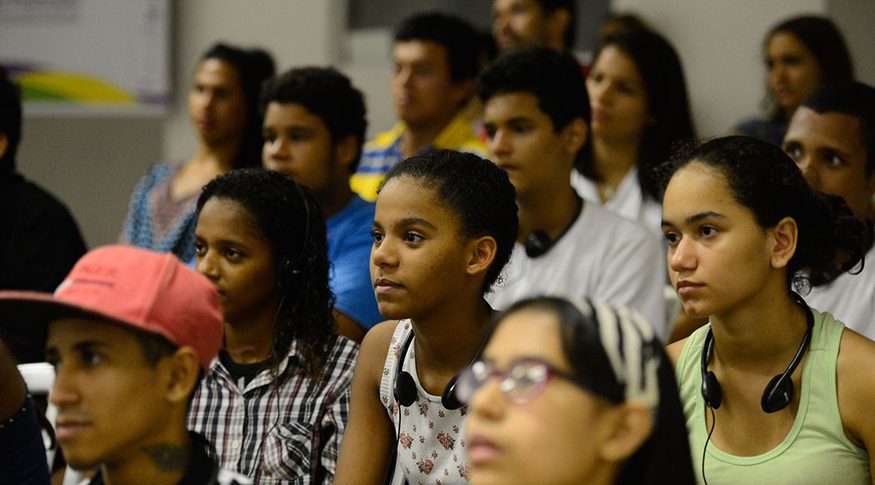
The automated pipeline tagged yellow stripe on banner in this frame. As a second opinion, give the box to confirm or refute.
[18,71,136,103]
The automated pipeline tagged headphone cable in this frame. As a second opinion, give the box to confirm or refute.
[702,405,716,485]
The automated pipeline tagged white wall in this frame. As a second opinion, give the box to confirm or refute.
[341,28,396,137]
[827,0,875,85]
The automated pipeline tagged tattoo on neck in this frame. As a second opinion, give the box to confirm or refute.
[143,443,188,472]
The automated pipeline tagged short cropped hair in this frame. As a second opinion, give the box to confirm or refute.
[801,81,875,176]
[394,12,480,84]
[477,47,589,163]
[261,67,368,172]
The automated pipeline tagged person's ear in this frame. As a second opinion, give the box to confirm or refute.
[597,403,654,462]
[0,134,8,161]
[334,135,359,172]
[545,9,571,51]
[465,235,497,279]
[561,118,588,158]
[767,217,798,269]
[160,347,201,405]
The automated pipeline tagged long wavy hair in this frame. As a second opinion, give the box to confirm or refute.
[577,28,695,200]
[197,168,336,378]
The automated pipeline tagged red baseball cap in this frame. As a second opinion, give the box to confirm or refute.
[0,245,223,370]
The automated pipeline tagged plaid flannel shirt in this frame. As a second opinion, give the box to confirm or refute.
[188,337,358,484]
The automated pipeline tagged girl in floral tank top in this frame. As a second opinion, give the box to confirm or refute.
[335,150,519,485]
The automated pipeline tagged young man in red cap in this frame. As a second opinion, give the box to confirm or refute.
[0,245,246,485]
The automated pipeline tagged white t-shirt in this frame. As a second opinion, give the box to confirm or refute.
[571,168,663,239]
[804,243,875,341]
[487,203,668,339]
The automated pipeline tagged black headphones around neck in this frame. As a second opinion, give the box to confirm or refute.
[393,331,463,410]
[524,231,552,258]
[700,293,814,413]
[523,197,584,259]
[278,180,312,287]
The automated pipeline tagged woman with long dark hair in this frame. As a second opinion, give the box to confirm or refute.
[733,16,854,146]
[121,43,274,263]
[575,27,695,237]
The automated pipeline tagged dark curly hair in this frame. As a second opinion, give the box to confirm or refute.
[655,136,867,291]
[763,16,854,122]
[260,66,368,172]
[394,11,480,84]
[477,46,590,165]
[197,168,335,378]
[200,43,276,169]
[379,149,518,293]
[578,28,696,200]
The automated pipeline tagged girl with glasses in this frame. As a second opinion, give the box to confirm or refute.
[459,296,695,485]
[336,150,518,484]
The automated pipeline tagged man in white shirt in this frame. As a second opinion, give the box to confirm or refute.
[478,47,667,338]
[784,81,875,340]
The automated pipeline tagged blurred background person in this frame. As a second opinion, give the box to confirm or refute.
[783,81,875,340]
[492,0,575,54]
[351,12,485,202]
[733,15,854,146]
[0,66,87,363]
[261,66,382,342]
[120,43,274,263]
[574,27,695,237]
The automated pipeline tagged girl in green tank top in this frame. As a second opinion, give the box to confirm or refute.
[657,136,875,484]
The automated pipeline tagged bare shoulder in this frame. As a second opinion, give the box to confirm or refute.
[665,337,688,370]
[836,328,875,447]
[357,320,401,378]
[837,328,875,384]
[361,320,400,356]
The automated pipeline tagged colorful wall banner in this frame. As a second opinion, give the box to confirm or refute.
[0,0,170,116]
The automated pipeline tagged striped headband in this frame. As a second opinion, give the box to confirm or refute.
[571,299,661,410]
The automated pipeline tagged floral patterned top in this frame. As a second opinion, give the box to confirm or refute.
[379,320,470,485]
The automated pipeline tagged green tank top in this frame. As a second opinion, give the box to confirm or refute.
[675,310,870,484]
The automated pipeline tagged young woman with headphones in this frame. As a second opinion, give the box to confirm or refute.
[457,296,696,485]
[660,136,875,483]
[335,150,518,485]
[187,168,358,483]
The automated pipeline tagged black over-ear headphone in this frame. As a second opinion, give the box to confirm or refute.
[700,293,814,413]
[278,180,312,286]
[522,197,584,259]
[393,331,463,410]
[524,231,552,258]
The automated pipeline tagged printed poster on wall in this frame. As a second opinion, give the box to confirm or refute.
[0,0,170,116]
